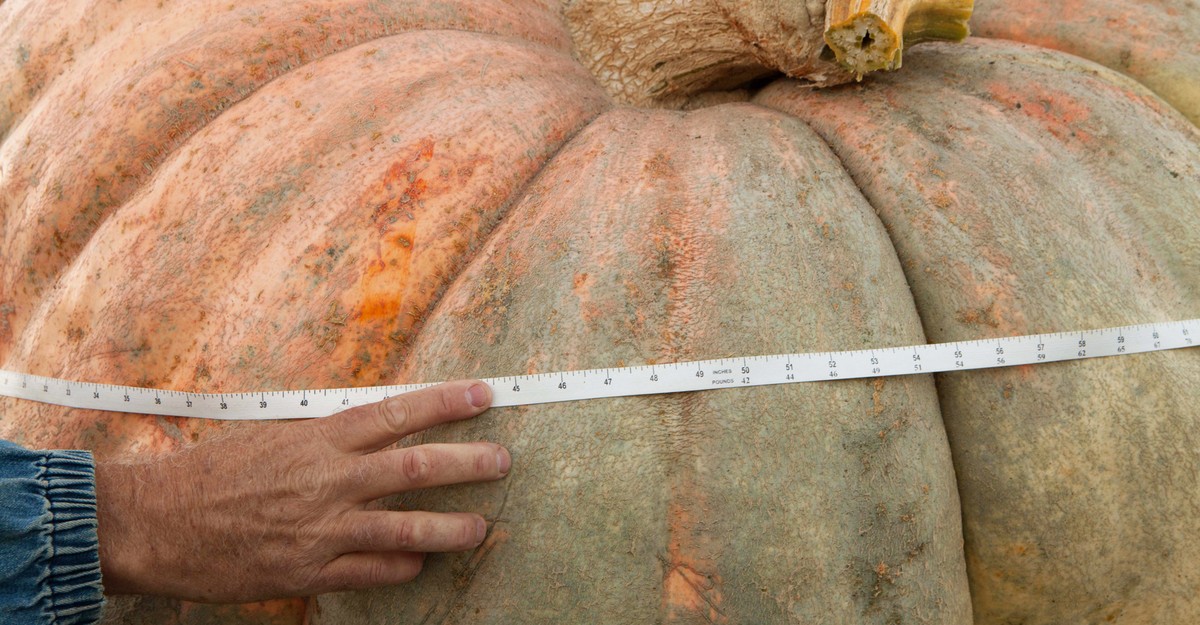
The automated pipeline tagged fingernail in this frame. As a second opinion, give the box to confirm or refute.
[496,448,511,476]
[476,517,488,543]
[466,383,489,408]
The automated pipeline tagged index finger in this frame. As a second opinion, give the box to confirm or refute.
[317,380,492,453]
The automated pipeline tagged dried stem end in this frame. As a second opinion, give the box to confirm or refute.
[824,0,973,79]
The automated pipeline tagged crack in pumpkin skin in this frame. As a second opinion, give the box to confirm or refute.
[635,145,730,623]
[662,500,728,624]
[0,0,573,362]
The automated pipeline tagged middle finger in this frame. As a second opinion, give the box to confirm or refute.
[347,442,511,501]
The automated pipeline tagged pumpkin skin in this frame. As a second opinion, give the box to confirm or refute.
[970,0,1200,126]
[1,2,1198,625]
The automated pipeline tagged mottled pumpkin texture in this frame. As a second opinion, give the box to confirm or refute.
[0,1,1197,624]
[971,0,1200,126]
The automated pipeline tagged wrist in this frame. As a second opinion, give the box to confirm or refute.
[93,460,149,594]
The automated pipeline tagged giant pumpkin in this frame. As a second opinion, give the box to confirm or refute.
[0,1,1198,624]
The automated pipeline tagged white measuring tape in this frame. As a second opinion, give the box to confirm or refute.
[1,319,1196,421]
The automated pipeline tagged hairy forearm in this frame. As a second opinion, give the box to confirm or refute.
[94,459,140,594]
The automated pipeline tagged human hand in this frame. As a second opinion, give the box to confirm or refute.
[93,380,509,602]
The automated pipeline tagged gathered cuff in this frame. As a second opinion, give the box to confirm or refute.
[39,449,106,624]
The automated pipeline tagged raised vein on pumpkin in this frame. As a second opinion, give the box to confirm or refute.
[564,0,973,107]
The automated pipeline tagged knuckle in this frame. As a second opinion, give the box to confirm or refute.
[342,458,372,490]
[321,567,360,593]
[474,447,494,476]
[279,573,311,597]
[311,418,345,450]
[460,517,481,547]
[365,560,392,587]
[290,464,331,504]
[401,448,433,484]
[438,387,457,415]
[377,397,412,434]
[395,557,424,583]
[350,519,377,547]
[394,516,422,548]
[295,518,330,553]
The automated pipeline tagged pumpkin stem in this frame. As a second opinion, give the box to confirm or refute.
[824,0,973,79]
[565,0,973,107]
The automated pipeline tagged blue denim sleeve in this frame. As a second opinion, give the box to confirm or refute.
[0,439,105,625]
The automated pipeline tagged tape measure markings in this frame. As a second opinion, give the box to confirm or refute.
[1,318,1195,421]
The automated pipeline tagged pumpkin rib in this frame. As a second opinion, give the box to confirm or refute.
[0,0,575,348]
[379,103,612,374]
[758,42,1200,331]
[0,16,588,364]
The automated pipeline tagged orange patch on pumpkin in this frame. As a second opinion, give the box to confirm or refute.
[644,152,675,179]
[986,81,1095,144]
[1004,542,1038,558]
[573,272,607,323]
[349,138,444,331]
[662,502,726,622]
[177,597,307,624]
[367,166,428,231]
[415,136,435,161]
[359,137,439,229]
[572,272,593,296]
[356,230,416,324]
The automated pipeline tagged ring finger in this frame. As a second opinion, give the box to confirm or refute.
[339,510,488,553]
